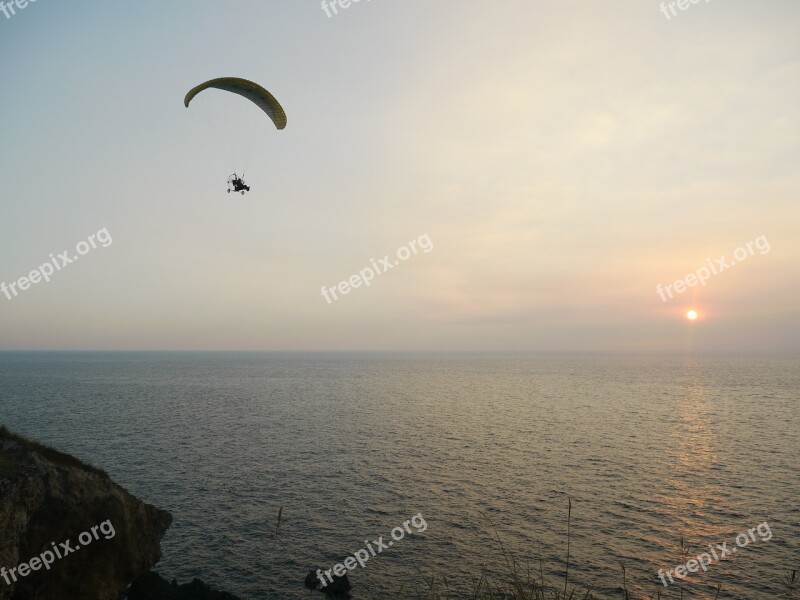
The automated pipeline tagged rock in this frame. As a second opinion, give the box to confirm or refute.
[304,569,352,597]
[305,570,321,589]
[324,573,352,596]
[0,426,171,600]
[125,571,241,599]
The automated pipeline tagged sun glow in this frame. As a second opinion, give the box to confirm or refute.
[687,310,699,321]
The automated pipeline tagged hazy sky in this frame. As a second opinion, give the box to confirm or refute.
[1,0,798,352]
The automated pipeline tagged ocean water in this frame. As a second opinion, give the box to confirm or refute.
[0,352,798,599]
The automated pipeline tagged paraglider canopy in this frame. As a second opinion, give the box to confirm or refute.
[184,77,287,130]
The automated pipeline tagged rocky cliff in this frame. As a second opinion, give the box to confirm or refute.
[0,426,171,600]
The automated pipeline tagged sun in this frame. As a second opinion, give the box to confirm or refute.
[687,310,699,321]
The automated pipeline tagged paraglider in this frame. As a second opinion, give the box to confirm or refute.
[184,77,287,195]
[227,173,250,194]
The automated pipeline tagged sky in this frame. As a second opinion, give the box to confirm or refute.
[0,0,798,352]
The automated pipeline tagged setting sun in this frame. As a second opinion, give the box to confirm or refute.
[687,310,699,321]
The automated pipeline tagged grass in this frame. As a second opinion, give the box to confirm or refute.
[2,428,795,599]
[361,502,796,600]
[0,425,108,479]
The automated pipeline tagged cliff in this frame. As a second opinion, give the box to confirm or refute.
[0,426,171,600]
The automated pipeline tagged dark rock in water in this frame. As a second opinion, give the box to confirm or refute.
[305,569,352,597]
[324,573,352,596]
[305,570,321,589]
[125,571,241,599]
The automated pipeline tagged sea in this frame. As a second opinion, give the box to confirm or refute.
[0,352,798,599]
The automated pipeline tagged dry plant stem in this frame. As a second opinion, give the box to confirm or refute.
[564,498,571,597]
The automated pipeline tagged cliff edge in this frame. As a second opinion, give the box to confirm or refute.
[0,426,171,600]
